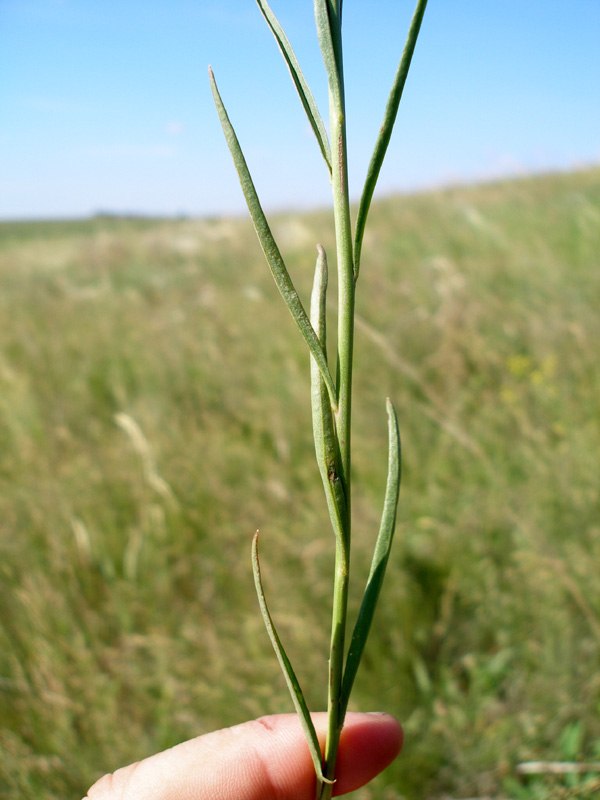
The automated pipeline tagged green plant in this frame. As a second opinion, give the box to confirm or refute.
[210,2,427,797]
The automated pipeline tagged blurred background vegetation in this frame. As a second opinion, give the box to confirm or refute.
[1,167,599,800]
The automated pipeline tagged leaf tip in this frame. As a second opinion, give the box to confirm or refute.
[252,529,261,560]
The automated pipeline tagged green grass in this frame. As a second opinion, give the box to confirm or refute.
[1,167,599,799]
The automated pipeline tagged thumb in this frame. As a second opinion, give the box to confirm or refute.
[84,711,403,800]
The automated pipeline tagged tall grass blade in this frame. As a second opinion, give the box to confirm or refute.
[251,532,332,786]
[339,398,401,717]
[310,245,348,549]
[255,0,332,174]
[209,67,336,405]
[353,0,428,280]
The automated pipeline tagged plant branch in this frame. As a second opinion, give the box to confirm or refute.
[354,0,429,280]
[255,0,332,173]
[209,67,336,406]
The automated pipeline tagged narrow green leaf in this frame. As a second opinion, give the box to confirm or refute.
[310,246,348,550]
[353,0,429,280]
[310,245,329,346]
[339,398,401,717]
[209,67,336,405]
[252,532,333,785]
[255,0,331,174]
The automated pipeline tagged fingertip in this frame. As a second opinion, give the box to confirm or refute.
[333,713,403,796]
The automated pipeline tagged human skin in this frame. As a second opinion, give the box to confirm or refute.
[84,711,403,800]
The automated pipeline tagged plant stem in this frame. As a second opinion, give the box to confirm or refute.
[320,20,355,797]
[319,536,348,799]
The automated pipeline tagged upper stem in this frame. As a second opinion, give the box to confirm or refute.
[320,23,355,797]
[332,112,354,499]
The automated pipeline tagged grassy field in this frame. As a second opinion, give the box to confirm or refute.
[1,167,599,800]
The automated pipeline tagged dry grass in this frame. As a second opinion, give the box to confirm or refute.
[1,168,599,799]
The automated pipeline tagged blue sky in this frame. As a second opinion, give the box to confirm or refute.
[1,0,599,220]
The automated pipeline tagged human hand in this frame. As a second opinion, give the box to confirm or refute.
[84,711,403,799]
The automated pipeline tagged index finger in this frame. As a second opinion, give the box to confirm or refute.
[84,711,403,800]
